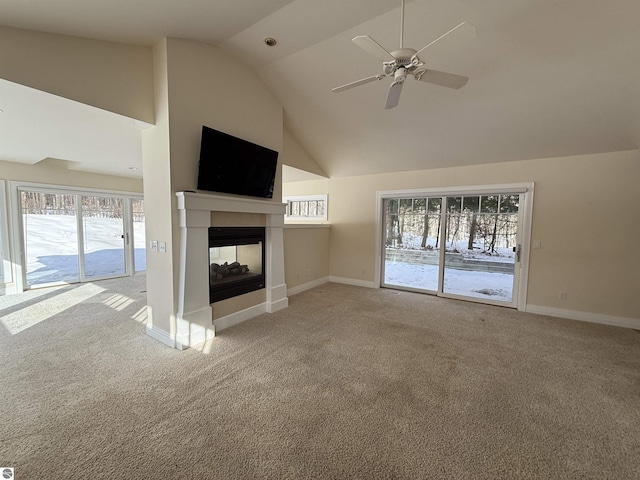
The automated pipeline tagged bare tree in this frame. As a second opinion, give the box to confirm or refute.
[467,213,477,250]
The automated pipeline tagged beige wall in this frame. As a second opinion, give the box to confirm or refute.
[282,179,329,198]
[141,37,284,335]
[166,38,283,198]
[0,26,154,124]
[281,129,327,177]
[328,150,640,319]
[5,26,635,330]
[283,226,330,289]
[141,39,176,334]
[0,159,143,192]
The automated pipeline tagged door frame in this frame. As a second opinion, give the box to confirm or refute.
[0,180,12,290]
[8,181,143,292]
[375,182,534,311]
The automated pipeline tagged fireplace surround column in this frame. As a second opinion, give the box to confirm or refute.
[174,191,288,349]
[266,213,288,313]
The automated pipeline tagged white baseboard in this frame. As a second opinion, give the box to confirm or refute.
[146,324,176,348]
[175,306,215,349]
[269,283,288,301]
[329,276,378,289]
[266,283,288,313]
[267,297,288,313]
[526,305,640,330]
[214,302,267,332]
[287,276,330,296]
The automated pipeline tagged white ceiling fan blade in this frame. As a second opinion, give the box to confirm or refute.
[352,35,396,62]
[384,81,404,109]
[414,21,477,57]
[332,74,385,93]
[415,69,469,89]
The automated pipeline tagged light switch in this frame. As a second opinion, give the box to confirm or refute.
[150,240,158,252]
[159,242,166,253]
[533,240,541,249]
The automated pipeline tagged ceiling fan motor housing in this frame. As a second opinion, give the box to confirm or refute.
[391,49,417,65]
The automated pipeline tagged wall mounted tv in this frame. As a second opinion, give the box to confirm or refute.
[197,125,278,199]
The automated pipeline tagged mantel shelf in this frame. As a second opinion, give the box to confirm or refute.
[176,191,286,215]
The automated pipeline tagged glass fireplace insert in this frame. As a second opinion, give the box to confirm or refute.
[208,227,266,303]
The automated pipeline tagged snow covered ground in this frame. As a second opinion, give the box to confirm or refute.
[384,232,515,302]
[23,214,145,285]
[384,262,514,302]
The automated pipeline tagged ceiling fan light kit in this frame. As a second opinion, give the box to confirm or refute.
[332,0,475,109]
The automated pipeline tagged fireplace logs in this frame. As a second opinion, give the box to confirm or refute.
[208,226,265,303]
[210,261,250,281]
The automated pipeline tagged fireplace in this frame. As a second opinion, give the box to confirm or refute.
[209,227,266,303]
[169,191,288,350]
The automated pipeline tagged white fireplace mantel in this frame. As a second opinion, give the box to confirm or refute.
[173,191,288,349]
[176,191,287,215]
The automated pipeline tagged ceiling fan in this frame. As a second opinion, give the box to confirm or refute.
[332,0,476,109]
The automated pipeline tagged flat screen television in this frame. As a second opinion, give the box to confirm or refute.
[197,125,278,199]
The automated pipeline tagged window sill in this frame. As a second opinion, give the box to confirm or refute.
[283,223,331,229]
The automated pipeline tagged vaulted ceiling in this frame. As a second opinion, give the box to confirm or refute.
[1,0,639,179]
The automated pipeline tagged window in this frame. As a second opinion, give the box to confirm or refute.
[9,181,144,291]
[284,194,328,222]
[377,183,534,310]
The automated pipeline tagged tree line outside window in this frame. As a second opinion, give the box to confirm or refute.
[385,195,519,255]
[20,192,144,222]
[284,195,328,221]
[288,199,325,217]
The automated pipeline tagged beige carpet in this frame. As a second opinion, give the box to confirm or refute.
[1,276,639,479]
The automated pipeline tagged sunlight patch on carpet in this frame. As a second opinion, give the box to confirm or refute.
[190,337,215,355]
[103,293,134,312]
[131,306,149,325]
[0,285,66,311]
[1,283,105,335]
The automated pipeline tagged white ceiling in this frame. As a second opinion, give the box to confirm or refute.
[1,0,639,179]
[0,79,151,178]
[282,165,327,183]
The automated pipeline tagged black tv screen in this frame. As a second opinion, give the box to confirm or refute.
[197,125,278,199]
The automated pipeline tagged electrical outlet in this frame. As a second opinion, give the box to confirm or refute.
[559,291,568,300]
[305,268,311,277]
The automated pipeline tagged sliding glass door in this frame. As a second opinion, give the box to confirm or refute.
[22,191,80,286]
[441,194,520,303]
[82,195,126,279]
[132,199,146,273]
[19,187,144,288]
[381,188,527,308]
[383,197,442,292]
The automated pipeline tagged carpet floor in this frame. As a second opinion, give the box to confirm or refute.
[1,275,639,479]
